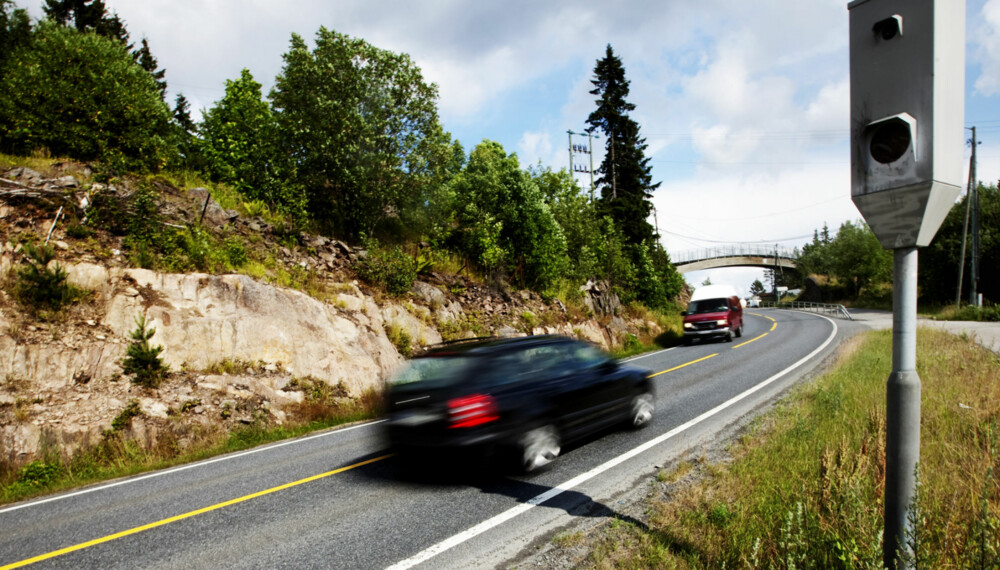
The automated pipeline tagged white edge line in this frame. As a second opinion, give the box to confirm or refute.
[0,419,385,516]
[621,345,677,362]
[386,313,838,570]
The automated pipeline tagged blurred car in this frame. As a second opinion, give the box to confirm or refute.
[382,335,654,473]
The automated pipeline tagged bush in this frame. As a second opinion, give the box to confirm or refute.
[354,238,417,296]
[121,314,169,388]
[951,303,1000,322]
[110,400,143,432]
[13,241,84,314]
[11,460,62,490]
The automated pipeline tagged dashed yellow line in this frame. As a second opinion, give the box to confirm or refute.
[1,454,392,569]
[747,313,777,332]
[733,314,777,347]
[649,353,718,377]
[732,333,768,349]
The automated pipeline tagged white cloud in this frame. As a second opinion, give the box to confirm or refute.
[975,0,1000,95]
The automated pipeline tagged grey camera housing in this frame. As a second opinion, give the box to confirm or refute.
[849,0,965,248]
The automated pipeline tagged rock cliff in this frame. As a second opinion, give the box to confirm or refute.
[0,166,664,466]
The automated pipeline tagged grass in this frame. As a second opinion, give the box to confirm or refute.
[0,388,383,506]
[930,303,1000,323]
[572,328,1000,568]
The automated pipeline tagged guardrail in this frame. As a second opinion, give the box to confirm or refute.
[672,245,798,264]
[759,301,853,321]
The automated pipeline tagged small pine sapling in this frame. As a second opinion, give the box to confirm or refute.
[122,314,169,388]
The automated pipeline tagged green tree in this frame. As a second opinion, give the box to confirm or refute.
[449,141,567,290]
[798,227,835,277]
[393,123,465,243]
[586,44,659,247]
[0,0,30,76]
[632,241,685,309]
[170,93,202,170]
[828,220,892,297]
[0,22,173,170]
[42,0,128,44]
[122,314,168,388]
[532,165,602,281]
[135,37,166,98]
[271,28,446,239]
[750,279,766,296]
[920,182,999,304]
[200,68,304,218]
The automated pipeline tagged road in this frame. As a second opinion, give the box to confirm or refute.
[0,309,855,569]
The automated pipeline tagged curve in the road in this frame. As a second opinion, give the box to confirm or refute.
[386,312,837,570]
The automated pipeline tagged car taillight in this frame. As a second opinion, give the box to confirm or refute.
[447,394,499,428]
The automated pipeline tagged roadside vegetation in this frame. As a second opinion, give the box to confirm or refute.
[791,182,997,315]
[0,1,684,312]
[563,328,1000,568]
[0,385,383,505]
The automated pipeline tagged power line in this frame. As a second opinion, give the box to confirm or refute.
[659,228,813,244]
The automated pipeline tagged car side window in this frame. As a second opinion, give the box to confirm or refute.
[519,345,567,379]
[571,343,609,368]
[482,353,533,387]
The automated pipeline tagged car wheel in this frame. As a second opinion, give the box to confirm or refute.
[726,330,734,342]
[627,392,654,428]
[735,322,743,338]
[519,424,560,473]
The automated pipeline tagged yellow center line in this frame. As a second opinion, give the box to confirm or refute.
[648,353,718,377]
[732,332,768,349]
[1,454,392,570]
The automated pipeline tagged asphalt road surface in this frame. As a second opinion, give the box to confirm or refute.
[0,309,858,569]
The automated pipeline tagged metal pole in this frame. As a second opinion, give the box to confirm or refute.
[956,127,974,309]
[567,131,574,178]
[969,126,979,306]
[587,131,595,201]
[885,246,921,570]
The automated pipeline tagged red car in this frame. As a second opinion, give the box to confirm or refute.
[682,294,744,344]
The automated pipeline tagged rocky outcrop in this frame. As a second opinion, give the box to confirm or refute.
[0,266,662,464]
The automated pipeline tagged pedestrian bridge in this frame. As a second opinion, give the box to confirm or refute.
[671,245,798,273]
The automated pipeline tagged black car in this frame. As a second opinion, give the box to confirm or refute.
[382,335,654,473]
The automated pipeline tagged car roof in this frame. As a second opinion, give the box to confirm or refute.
[416,335,575,358]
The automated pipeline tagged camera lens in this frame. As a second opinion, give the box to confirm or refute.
[869,120,911,164]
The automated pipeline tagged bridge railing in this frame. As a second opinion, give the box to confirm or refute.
[759,301,853,321]
[672,245,798,264]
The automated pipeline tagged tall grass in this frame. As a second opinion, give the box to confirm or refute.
[580,328,1000,568]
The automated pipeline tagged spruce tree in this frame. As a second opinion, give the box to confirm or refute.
[135,37,167,97]
[43,0,129,45]
[586,44,659,247]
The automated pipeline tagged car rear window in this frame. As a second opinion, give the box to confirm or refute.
[388,355,478,389]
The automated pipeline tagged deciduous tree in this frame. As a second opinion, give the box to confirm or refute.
[200,68,304,218]
[0,22,173,170]
[0,0,30,76]
[271,28,446,239]
[449,141,567,290]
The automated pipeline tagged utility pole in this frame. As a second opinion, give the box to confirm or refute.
[956,126,975,308]
[970,130,981,306]
[610,128,617,200]
[567,130,598,201]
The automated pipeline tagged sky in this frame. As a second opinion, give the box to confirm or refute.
[17,0,1000,296]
